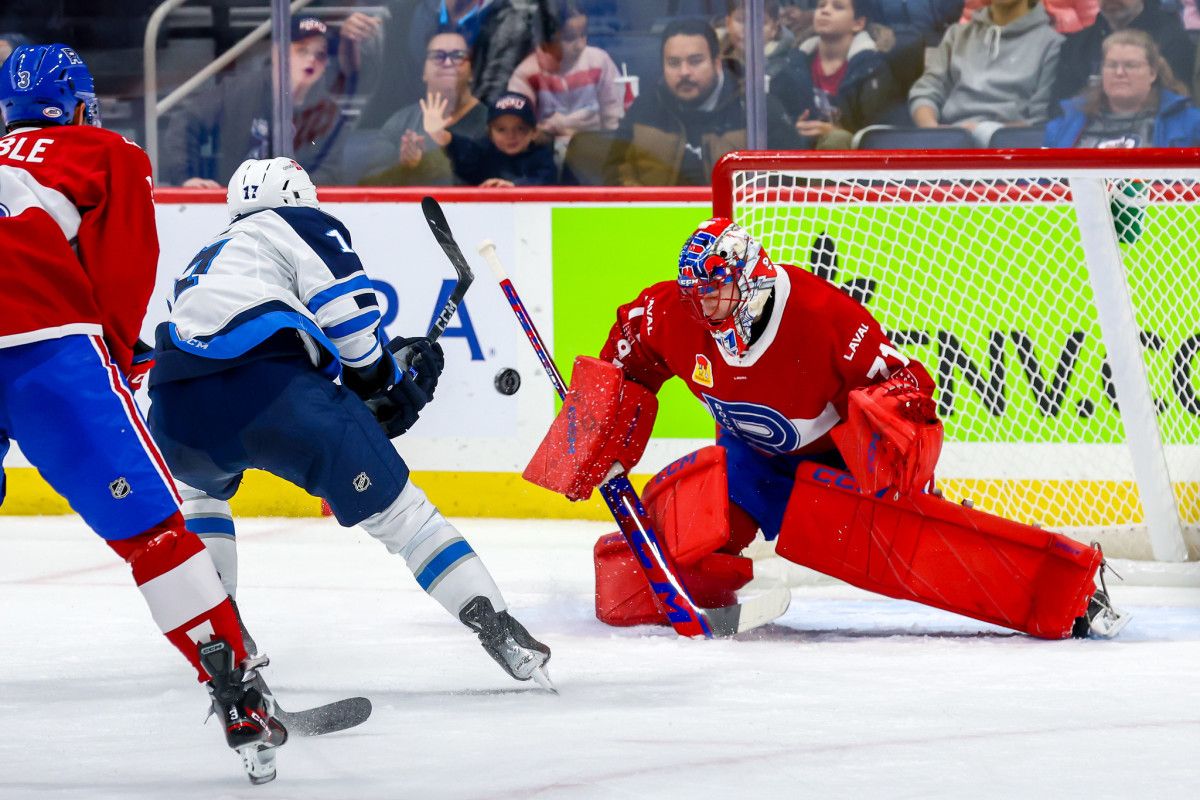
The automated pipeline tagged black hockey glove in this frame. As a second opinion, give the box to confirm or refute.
[341,354,396,401]
[364,373,431,439]
[388,336,445,399]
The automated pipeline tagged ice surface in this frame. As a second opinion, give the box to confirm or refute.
[1,516,1197,799]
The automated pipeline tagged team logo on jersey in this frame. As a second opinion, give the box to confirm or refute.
[109,477,132,499]
[692,354,714,387]
[353,472,372,493]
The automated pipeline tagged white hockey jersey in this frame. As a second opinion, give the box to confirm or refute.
[166,205,386,377]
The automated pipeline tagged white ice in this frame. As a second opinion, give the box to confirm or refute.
[1,516,1198,800]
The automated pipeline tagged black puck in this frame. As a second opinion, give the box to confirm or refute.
[494,367,521,395]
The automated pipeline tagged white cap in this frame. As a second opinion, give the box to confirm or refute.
[226,157,319,219]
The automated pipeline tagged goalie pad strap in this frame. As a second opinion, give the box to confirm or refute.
[524,356,657,501]
[776,464,1101,639]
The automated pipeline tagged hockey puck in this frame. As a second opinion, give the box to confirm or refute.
[494,368,521,395]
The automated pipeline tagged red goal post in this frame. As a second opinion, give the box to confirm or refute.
[712,149,1200,569]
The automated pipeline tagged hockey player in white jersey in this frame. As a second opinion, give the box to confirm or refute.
[146,157,552,688]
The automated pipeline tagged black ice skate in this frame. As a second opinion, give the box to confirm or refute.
[198,639,288,785]
[459,596,555,692]
[1072,549,1132,639]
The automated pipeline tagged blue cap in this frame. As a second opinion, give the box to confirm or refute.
[488,92,536,127]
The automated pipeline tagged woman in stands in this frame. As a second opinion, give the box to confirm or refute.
[1043,29,1200,148]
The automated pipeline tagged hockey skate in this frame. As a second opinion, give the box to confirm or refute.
[459,596,555,692]
[1072,551,1131,639]
[198,639,288,785]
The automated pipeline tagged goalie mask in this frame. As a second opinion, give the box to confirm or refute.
[677,218,776,358]
[226,157,319,219]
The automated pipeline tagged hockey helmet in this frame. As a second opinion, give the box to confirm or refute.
[677,218,776,357]
[0,44,100,128]
[226,157,319,219]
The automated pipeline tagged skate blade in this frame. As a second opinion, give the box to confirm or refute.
[530,665,558,694]
[237,743,278,785]
[1090,608,1132,639]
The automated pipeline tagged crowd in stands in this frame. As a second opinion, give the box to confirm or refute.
[7,0,1200,188]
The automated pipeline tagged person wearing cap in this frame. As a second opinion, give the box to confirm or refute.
[422,90,557,186]
[160,13,380,187]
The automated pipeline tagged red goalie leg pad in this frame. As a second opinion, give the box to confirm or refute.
[594,535,753,626]
[776,465,1102,639]
[108,512,246,680]
[524,356,657,501]
[594,446,754,626]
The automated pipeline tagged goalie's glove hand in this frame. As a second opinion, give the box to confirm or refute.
[365,373,431,439]
[127,339,155,390]
[388,336,445,399]
[875,372,937,425]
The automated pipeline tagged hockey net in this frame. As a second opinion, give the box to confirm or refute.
[713,150,1200,574]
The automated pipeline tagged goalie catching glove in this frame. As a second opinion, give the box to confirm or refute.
[830,370,942,495]
[524,356,657,501]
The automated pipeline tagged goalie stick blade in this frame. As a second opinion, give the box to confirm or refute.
[701,583,792,638]
[274,696,373,737]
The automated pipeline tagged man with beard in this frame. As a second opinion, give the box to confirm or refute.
[616,18,800,187]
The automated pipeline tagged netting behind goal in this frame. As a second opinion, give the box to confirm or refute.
[713,150,1200,563]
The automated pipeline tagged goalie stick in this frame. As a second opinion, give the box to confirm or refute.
[477,240,791,639]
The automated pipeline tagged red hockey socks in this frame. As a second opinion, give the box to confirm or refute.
[108,512,246,680]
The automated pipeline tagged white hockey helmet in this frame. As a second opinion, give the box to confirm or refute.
[226,157,319,218]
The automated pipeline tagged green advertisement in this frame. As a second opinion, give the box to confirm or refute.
[551,203,1200,445]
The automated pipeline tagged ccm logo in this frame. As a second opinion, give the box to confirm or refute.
[811,467,860,493]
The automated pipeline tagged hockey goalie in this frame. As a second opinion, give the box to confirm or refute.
[525,217,1130,639]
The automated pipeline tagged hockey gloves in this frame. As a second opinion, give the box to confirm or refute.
[366,374,430,438]
[388,336,445,399]
[126,339,156,390]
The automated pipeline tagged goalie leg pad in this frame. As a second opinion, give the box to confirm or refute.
[776,464,1102,639]
[594,446,753,626]
[524,356,657,501]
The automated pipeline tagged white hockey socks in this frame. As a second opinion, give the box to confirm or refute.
[180,485,239,599]
[359,480,506,617]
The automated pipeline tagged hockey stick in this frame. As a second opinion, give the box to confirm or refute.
[477,241,791,638]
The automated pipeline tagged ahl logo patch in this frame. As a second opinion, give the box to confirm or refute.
[352,472,372,493]
[109,477,132,499]
[691,354,714,387]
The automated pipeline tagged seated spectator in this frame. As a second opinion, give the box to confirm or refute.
[616,18,801,187]
[960,0,1098,32]
[720,0,797,84]
[160,16,364,187]
[1052,0,1193,103]
[1044,28,1200,145]
[358,0,543,128]
[425,90,557,186]
[871,0,964,47]
[507,2,624,149]
[909,0,1062,145]
[358,29,487,185]
[774,0,900,148]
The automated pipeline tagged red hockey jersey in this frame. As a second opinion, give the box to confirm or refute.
[599,263,933,457]
[0,125,159,374]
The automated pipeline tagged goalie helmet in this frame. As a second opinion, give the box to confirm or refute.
[226,157,319,219]
[677,218,776,357]
[0,44,100,129]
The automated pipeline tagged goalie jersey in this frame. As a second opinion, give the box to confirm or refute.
[599,263,933,457]
[157,205,388,381]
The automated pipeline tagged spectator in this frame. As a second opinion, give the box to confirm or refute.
[960,0,1098,32]
[358,0,544,129]
[616,18,801,187]
[507,1,624,148]
[160,16,367,187]
[358,30,487,185]
[909,0,1062,145]
[871,0,964,47]
[774,0,900,148]
[720,0,797,84]
[425,90,557,185]
[1052,0,1193,102]
[1044,28,1200,144]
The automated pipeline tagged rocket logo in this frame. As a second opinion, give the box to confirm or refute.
[692,354,714,388]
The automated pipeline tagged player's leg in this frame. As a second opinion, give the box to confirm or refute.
[0,337,284,776]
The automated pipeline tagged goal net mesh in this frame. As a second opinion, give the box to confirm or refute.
[722,159,1199,561]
